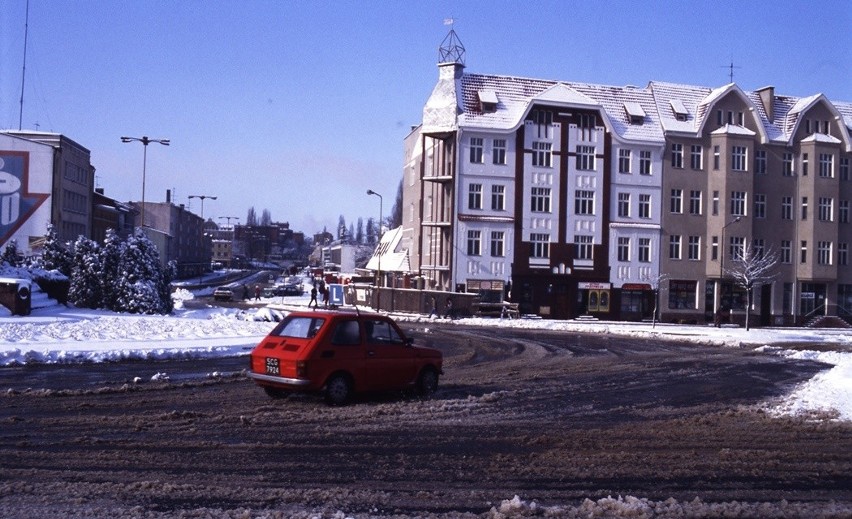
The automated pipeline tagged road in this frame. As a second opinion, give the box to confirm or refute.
[1,321,850,518]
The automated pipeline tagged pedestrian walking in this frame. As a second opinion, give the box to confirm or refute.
[309,285,318,308]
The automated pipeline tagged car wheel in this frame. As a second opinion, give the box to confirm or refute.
[324,374,352,405]
[263,386,287,399]
[416,368,439,398]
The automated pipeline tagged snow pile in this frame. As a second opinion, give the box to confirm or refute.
[485,494,850,518]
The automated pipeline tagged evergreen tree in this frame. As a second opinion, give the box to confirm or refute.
[1,240,21,267]
[356,218,364,244]
[338,215,347,240]
[246,207,258,226]
[40,224,74,276]
[260,209,272,226]
[390,178,403,229]
[159,260,177,314]
[348,223,355,244]
[366,217,376,245]
[68,236,103,309]
[100,229,123,311]
[114,229,167,314]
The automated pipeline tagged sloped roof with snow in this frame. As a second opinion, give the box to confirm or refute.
[458,74,665,142]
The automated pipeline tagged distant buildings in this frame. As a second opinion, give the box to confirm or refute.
[402,30,852,325]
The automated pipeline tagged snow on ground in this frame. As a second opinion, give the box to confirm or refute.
[1,287,850,422]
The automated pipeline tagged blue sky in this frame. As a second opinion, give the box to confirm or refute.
[2,0,850,236]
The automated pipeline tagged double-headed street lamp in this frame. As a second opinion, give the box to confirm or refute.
[120,135,170,227]
[188,194,217,220]
[367,189,383,309]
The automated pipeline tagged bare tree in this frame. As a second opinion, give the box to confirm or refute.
[724,244,779,331]
[390,179,403,229]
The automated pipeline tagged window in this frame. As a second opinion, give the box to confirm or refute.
[818,197,833,222]
[731,146,747,171]
[713,146,720,170]
[469,137,484,163]
[802,196,808,220]
[639,151,652,175]
[468,183,482,210]
[618,192,630,218]
[755,150,767,175]
[531,187,551,213]
[671,143,683,168]
[532,141,552,167]
[491,185,505,211]
[716,110,723,126]
[689,190,702,215]
[638,238,651,262]
[819,153,834,178]
[711,236,719,261]
[818,241,832,265]
[638,194,651,219]
[366,319,404,345]
[781,240,792,264]
[802,153,809,176]
[801,240,808,264]
[839,243,848,266]
[690,145,703,170]
[575,235,593,260]
[729,236,745,262]
[840,200,849,224]
[668,280,697,310]
[575,190,595,215]
[669,235,682,260]
[712,190,719,215]
[688,236,700,260]
[618,149,632,174]
[467,230,481,256]
[530,110,553,138]
[730,191,747,216]
[490,231,504,257]
[576,145,596,171]
[331,320,361,345]
[492,139,506,165]
[530,233,550,258]
[670,189,683,213]
[617,237,630,261]
[754,194,766,219]
[782,196,793,220]
[783,152,794,176]
[841,158,850,181]
[753,238,765,259]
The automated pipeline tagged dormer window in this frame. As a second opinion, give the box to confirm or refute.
[670,99,689,122]
[477,89,499,113]
[624,102,646,125]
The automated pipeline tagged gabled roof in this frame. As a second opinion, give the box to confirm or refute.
[711,124,757,137]
[366,227,410,273]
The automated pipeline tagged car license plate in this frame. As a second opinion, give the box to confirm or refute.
[265,357,280,375]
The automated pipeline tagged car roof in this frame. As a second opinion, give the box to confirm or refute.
[287,309,389,321]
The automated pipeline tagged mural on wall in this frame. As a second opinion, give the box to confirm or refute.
[0,151,50,249]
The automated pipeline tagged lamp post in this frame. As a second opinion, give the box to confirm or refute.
[120,135,170,227]
[718,216,742,322]
[188,194,217,220]
[218,216,239,228]
[367,189,383,310]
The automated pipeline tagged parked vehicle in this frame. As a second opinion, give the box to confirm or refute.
[213,286,234,301]
[248,310,443,405]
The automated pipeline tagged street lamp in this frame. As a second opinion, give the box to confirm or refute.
[188,194,217,220]
[718,216,742,322]
[367,189,383,309]
[120,135,170,227]
[218,216,239,228]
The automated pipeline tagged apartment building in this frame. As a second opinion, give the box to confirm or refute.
[403,33,852,324]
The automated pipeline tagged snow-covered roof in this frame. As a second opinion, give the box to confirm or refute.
[711,124,757,137]
[366,226,410,273]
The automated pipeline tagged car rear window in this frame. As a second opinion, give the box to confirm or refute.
[271,316,325,339]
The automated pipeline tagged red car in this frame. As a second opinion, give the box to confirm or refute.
[248,310,443,404]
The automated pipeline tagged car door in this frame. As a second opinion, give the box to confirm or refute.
[312,318,367,387]
[362,318,417,390]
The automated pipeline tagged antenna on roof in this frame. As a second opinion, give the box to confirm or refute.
[18,0,30,130]
[439,18,465,65]
[720,58,741,83]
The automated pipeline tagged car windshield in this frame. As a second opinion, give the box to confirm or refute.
[271,316,326,339]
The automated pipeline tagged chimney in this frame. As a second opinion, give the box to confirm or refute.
[166,189,171,203]
[756,86,775,121]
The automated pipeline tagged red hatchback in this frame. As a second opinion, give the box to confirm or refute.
[248,310,443,404]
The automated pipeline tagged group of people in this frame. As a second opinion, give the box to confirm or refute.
[427,296,454,319]
[308,283,330,308]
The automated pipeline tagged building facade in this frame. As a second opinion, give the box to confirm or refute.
[402,34,852,325]
[1,131,96,255]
